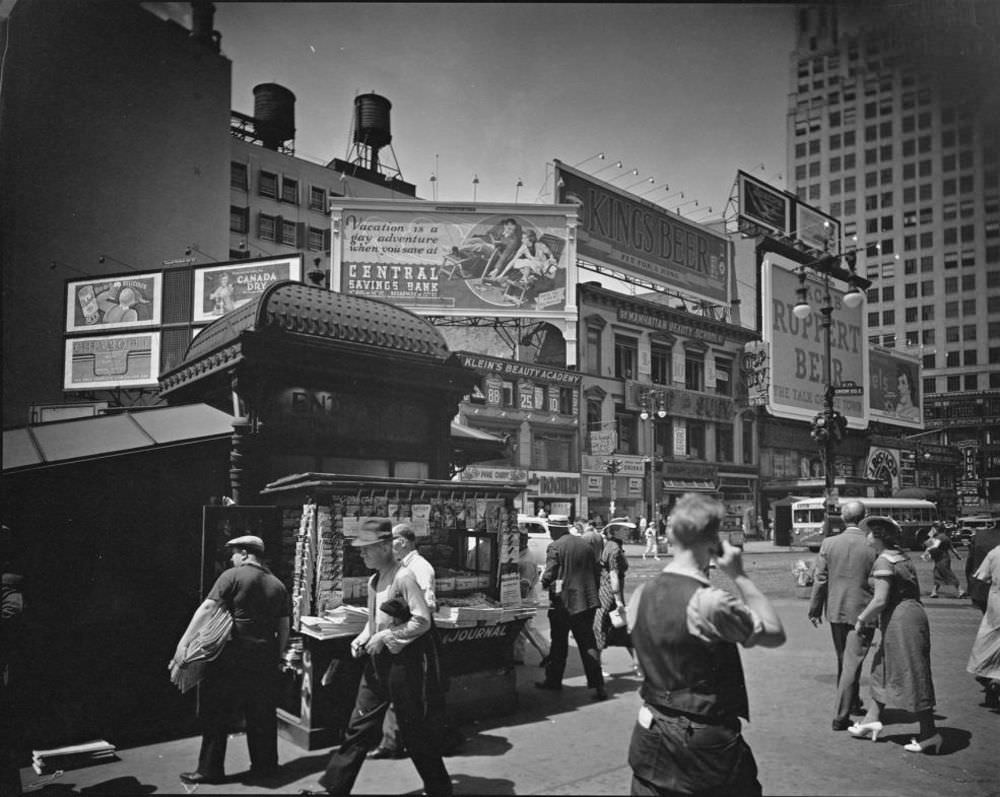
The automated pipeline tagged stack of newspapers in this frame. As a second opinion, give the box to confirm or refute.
[169,604,233,693]
[32,740,117,774]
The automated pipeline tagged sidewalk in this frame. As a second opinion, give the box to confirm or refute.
[19,596,998,795]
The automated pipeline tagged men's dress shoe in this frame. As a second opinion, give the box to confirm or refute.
[850,702,865,716]
[832,718,851,731]
[534,681,562,691]
[368,747,406,759]
[180,771,225,785]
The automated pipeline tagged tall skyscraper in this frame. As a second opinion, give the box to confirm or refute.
[786,2,1000,509]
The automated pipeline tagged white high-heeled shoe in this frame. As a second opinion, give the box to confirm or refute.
[903,733,942,754]
[847,720,883,741]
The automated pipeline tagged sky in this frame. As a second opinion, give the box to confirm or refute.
[209,3,796,216]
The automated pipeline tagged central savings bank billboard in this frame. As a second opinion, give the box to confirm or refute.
[553,160,731,302]
[330,199,578,318]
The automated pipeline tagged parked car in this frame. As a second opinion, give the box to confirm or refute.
[518,514,551,568]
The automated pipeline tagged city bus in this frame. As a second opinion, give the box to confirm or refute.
[790,497,938,552]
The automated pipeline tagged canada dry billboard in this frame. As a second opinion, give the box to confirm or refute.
[554,161,730,302]
[760,253,867,427]
[192,255,303,323]
[332,200,576,316]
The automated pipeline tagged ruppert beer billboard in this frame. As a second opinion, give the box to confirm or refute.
[553,160,731,302]
[760,253,868,427]
[330,199,578,318]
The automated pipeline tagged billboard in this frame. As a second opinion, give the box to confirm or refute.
[868,347,923,429]
[737,170,840,254]
[760,254,867,427]
[332,200,576,316]
[554,161,730,302]
[65,274,162,332]
[192,254,303,323]
[64,332,161,390]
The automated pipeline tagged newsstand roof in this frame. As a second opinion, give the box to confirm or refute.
[159,281,457,398]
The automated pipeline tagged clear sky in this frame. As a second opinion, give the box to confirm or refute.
[210,3,796,215]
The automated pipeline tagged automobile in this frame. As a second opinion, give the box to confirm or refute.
[602,517,638,542]
[954,514,999,547]
[518,514,552,568]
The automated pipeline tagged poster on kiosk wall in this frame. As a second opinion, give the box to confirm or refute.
[330,199,577,318]
[760,253,868,428]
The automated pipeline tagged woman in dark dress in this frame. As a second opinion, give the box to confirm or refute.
[922,525,965,598]
[593,532,637,677]
[849,516,941,754]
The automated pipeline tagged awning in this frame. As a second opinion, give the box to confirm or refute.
[2,404,236,473]
[450,421,507,463]
[661,479,717,492]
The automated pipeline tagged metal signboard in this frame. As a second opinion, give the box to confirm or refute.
[554,161,730,302]
[331,199,577,318]
[65,273,162,333]
[192,254,303,323]
[64,332,161,390]
[868,346,923,429]
[760,253,867,427]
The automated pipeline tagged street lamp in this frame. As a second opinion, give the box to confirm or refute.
[792,250,870,523]
[604,458,623,518]
[638,387,668,521]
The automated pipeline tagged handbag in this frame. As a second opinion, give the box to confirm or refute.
[610,605,628,629]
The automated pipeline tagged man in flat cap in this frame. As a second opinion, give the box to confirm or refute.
[174,534,290,786]
[312,519,452,796]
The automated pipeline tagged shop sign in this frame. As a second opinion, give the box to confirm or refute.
[672,425,687,457]
[616,308,725,346]
[589,430,617,456]
[456,352,581,386]
[460,467,528,482]
[663,461,717,480]
[439,623,519,645]
[581,454,646,475]
[741,341,770,407]
[533,474,580,494]
[865,448,900,494]
[627,477,643,495]
[586,475,603,493]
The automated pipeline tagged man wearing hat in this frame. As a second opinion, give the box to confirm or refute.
[312,519,452,796]
[174,534,290,786]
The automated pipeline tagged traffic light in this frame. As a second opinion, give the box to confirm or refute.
[828,410,847,442]
[810,413,829,443]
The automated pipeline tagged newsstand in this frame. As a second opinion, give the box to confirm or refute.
[260,472,534,750]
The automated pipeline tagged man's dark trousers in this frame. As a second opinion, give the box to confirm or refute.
[319,645,451,795]
[544,605,603,688]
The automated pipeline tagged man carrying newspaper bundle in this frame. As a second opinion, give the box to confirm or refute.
[170,535,290,787]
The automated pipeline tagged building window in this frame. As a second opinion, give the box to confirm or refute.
[231,162,248,191]
[307,226,325,251]
[964,350,978,366]
[947,376,961,392]
[501,380,516,407]
[258,212,277,241]
[924,377,937,395]
[280,219,297,247]
[280,177,299,204]
[922,327,934,343]
[905,307,917,323]
[684,352,704,392]
[964,374,978,391]
[230,205,249,234]
[715,358,732,396]
[686,421,705,460]
[742,417,754,465]
[587,398,602,435]
[716,424,734,463]
[531,432,574,471]
[309,186,327,212]
[614,335,638,379]
[586,327,602,375]
[946,350,960,367]
[651,344,671,386]
[259,170,277,199]
[616,408,638,455]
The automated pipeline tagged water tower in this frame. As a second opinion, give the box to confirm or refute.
[344,92,404,180]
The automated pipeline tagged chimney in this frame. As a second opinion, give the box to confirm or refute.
[190,1,221,52]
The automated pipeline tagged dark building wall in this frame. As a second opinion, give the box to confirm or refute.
[3,439,232,746]
[1,0,232,425]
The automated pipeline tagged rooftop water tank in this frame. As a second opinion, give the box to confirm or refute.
[353,93,392,149]
[253,83,296,150]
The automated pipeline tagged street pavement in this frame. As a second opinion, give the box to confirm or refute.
[20,542,999,795]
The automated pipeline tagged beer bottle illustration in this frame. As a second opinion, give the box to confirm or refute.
[78,285,100,325]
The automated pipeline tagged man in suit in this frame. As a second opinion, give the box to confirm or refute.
[537,515,606,700]
[808,501,877,730]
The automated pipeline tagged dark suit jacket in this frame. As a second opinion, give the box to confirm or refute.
[541,533,599,616]
[808,526,877,624]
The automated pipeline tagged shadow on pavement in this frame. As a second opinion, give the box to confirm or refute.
[448,732,512,757]
[33,776,157,795]
[404,773,516,795]
[878,726,971,755]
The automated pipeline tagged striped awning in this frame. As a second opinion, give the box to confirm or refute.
[661,479,717,492]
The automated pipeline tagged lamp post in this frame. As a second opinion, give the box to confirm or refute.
[792,251,869,525]
[604,457,623,518]
[638,387,668,522]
